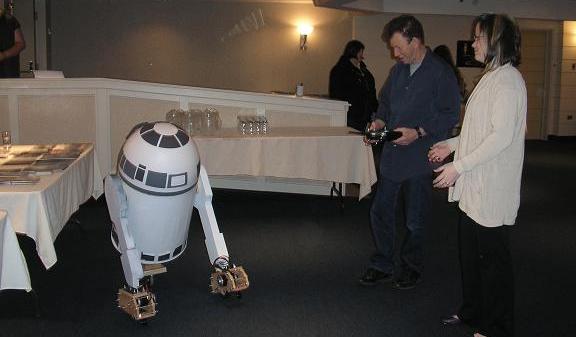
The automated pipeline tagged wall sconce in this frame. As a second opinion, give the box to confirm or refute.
[298,24,314,51]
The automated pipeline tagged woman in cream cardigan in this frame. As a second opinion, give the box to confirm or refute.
[428,14,526,337]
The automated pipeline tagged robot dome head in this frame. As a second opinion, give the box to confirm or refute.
[117,121,200,196]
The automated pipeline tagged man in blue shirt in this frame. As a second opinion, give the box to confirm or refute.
[360,15,460,290]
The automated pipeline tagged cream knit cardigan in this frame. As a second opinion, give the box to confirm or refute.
[444,63,527,227]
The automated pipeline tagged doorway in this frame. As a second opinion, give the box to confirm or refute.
[518,30,549,139]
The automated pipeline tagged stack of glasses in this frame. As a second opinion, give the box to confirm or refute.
[237,116,269,136]
[165,108,222,136]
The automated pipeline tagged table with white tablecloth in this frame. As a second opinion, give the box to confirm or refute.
[192,127,377,200]
[0,144,103,291]
[0,210,30,291]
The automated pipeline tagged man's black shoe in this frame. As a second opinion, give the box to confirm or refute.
[392,270,421,290]
[441,314,462,325]
[358,268,393,286]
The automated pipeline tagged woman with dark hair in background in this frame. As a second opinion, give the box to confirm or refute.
[429,13,526,337]
[329,40,378,131]
[434,45,467,136]
[433,45,467,100]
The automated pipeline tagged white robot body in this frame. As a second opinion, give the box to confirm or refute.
[122,189,193,263]
[114,122,199,264]
[105,121,248,320]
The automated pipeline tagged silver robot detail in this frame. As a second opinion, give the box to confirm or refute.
[105,121,249,320]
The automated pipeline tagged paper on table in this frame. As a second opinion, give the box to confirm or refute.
[28,160,73,172]
[0,176,40,185]
[40,152,81,160]
[3,157,38,165]
[0,165,29,173]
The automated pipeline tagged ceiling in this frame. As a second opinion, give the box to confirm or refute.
[200,0,576,20]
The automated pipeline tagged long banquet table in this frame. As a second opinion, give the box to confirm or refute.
[0,143,103,291]
[192,127,377,199]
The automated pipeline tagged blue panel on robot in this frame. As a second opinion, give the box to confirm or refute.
[159,135,181,148]
[123,158,137,178]
[175,130,189,146]
[142,129,161,146]
[146,170,167,188]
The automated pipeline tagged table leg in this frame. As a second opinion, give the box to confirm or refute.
[330,182,344,210]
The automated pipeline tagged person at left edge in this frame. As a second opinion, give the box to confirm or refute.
[360,15,460,290]
[0,0,26,78]
[329,40,379,132]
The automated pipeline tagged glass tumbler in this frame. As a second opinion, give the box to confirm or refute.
[1,131,11,152]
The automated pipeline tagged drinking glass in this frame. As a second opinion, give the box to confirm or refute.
[1,131,11,152]
[185,110,195,136]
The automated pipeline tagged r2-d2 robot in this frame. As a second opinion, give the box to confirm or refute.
[105,121,249,321]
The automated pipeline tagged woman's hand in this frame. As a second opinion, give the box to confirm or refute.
[428,142,452,163]
[433,163,460,188]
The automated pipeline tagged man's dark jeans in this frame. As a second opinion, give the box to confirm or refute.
[369,173,432,275]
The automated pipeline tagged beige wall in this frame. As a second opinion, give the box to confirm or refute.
[0,96,9,130]
[18,95,96,144]
[560,21,576,135]
[354,13,564,138]
[38,2,573,136]
[50,1,351,96]
[354,13,483,96]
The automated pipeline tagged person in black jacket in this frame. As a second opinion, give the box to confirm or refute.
[329,40,378,131]
[0,0,25,78]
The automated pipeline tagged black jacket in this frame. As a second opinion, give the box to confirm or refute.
[0,14,21,78]
[329,57,378,131]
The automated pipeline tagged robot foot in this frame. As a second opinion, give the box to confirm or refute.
[210,266,250,296]
[117,285,157,321]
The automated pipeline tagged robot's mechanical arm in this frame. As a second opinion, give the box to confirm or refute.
[193,165,249,295]
[105,175,144,289]
[193,165,229,264]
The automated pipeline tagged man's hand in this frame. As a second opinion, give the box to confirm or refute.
[392,127,417,146]
[363,119,386,145]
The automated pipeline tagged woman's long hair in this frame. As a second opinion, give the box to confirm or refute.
[472,13,522,73]
[340,40,365,62]
[434,45,467,99]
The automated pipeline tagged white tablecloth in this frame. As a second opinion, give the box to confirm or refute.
[0,144,103,291]
[193,127,377,199]
[0,210,31,291]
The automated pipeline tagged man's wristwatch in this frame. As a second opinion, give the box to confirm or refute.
[414,126,423,139]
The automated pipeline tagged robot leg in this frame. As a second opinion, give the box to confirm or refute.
[105,175,157,320]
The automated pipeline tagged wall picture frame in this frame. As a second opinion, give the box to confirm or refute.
[456,40,484,68]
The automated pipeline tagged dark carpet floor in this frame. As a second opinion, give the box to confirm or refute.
[1,139,575,337]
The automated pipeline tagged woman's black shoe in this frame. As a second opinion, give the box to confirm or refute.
[441,314,462,325]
